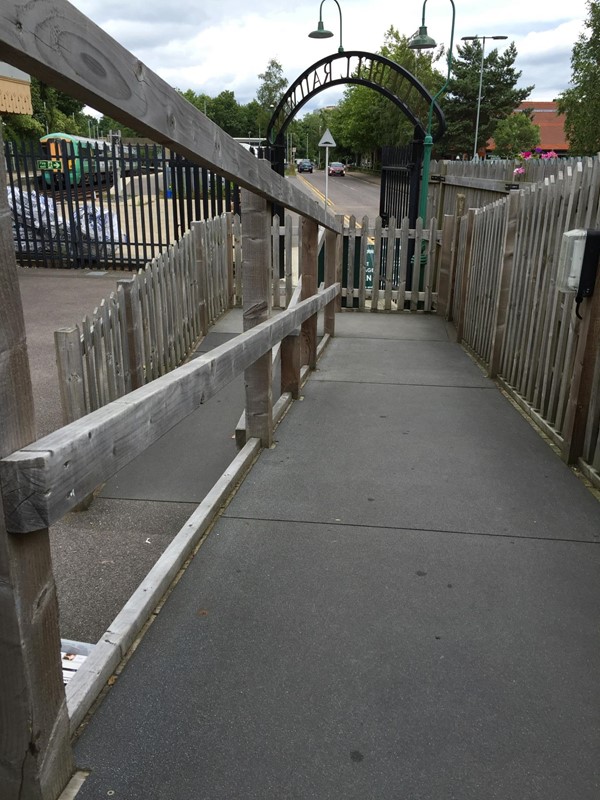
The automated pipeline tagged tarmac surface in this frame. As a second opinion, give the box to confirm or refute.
[55,309,600,798]
[18,267,245,642]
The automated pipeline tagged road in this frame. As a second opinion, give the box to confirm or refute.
[289,169,381,221]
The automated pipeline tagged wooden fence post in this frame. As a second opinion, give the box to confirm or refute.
[488,191,520,378]
[192,220,209,335]
[118,278,145,390]
[241,189,273,447]
[455,208,476,342]
[55,326,87,424]
[226,212,235,309]
[300,217,318,369]
[436,214,455,318]
[561,282,600,464]
[0,131,73,800]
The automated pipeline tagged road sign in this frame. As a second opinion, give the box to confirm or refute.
[318,129,336,148]
[37,159,62,170]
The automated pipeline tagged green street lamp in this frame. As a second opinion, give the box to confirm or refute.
[309,0,344,53]
[461,35,508,159]
[409,0,456,223]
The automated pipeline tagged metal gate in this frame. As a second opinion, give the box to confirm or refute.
[4,138,239,270]
[379,140,423,227]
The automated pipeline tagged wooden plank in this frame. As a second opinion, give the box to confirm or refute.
[271,214,281,309]
[2,283,339,533]
[54,326,86,425]
[300,217,319,369]
[226,212,235,309]
[192,220,209,335]
[0,127,73,799]
[371,216,383,312]
[488,192,519,378]
[118,279,145,391]
[101,298,118,402]
[66,437,261,734]
[436,215,454,318]
[358,215,369,311]
[397,216,410,312]
[346,215,356,309]
[0,1,340,232]
[561,285,600,463]
[234,214,243,307]
[455,209,476,342]
[324,227,338,336]
[285,215,293,307]
[384,216,395,311]
[242,189,273,447]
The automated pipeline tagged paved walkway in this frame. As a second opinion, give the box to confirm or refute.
[70,310,599,799]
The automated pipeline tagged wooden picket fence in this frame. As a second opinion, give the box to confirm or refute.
[428,157,590,226]
[444,157,600,487]
[55,213,235,423]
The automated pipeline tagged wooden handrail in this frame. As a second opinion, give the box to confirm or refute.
[1,284,339,533]
[0,0,340,232]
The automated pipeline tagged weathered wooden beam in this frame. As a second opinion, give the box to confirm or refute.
[0,128,73,800]
[324,228,338,336]
[242,190,273,447]
[561,283,600,464]
[300,218,319,369]
[0,0,340,231]
[1,284,339,533]
[488,191,520,379]
[455,208,477,342]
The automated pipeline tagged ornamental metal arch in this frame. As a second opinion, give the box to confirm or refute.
[266,50,446,163]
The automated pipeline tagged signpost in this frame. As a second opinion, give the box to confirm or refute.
[318,128,336,210]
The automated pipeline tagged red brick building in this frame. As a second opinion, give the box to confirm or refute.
[516,101,568,154]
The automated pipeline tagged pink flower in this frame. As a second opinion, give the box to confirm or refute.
[520,151,532,160]
[541,151,558,159]
[514,166,526,175]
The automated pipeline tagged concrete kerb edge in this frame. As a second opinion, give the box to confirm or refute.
[65,438,262,735]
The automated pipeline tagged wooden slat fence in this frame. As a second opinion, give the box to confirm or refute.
[428,157,592,226]
[337,214,440,312]
[55,213,236,423]
[447,157,600,487]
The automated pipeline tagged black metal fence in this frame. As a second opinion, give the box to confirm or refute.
[5,138,241,270]
[379,142,422,227]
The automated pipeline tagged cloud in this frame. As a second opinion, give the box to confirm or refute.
[71,0,588,109]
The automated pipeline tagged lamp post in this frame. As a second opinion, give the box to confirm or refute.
[461,34,508,159]
[409,0,456,223]
[308,0,344,53]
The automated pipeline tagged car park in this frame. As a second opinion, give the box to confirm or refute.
[298,159,313,173]
[328,161,345,176]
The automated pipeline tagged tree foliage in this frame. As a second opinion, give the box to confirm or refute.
[557,0,600,154]
[1,77,92,141]
[330,27,446,166]
[440,41,533,157]
[493,112,540,157]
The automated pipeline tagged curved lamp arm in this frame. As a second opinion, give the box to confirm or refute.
[317,0,344,53]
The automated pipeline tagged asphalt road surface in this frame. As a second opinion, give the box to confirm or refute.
[290,169,381,221]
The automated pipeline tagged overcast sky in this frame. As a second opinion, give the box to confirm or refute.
[71,0,588,116]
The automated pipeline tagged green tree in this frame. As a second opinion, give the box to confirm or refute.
[440,40,533,157]
[256,58,288,138]
[493,112,540,157]
[332,27,446,166]
[1,77,90,141]
[557,0,600,154]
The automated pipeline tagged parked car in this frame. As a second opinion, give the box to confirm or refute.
[328,161,345,176]
[298,159,313,173]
